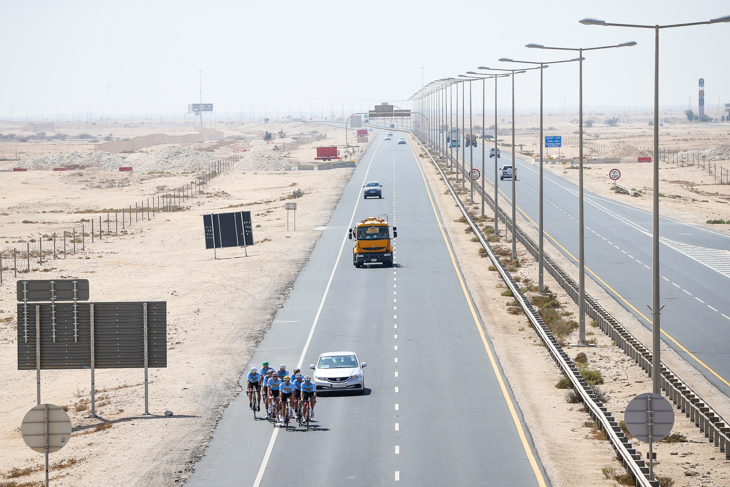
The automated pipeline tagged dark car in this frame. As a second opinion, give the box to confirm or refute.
[363,181,382,199]
[490,148,501,158]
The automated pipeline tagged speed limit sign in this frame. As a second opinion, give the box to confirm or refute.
[609,168,621,181]
[470,168,481,180]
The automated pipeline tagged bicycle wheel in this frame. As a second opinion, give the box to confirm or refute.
[305,403,311,431]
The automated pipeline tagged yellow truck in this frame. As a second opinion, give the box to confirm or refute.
[349,215,397,268]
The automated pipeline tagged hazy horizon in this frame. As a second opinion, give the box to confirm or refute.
[2,0,729,123]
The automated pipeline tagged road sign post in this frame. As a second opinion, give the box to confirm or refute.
[21,403,72,487]
[625,392,674,481]
[470,168,481,180]
[609,168,621,192]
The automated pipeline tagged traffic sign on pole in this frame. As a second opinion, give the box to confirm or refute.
[470,168,481,180]
[545,136,562,148]
[609,169,621,181]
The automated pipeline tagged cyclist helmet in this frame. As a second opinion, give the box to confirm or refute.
[262,361,269,367]
[279,364,286,369]
[304,376,311,381]
[296,373,302,379]
[250,367,257,373]
[267,369,274,375]
[283,375,290,381]
[294,368,301,373]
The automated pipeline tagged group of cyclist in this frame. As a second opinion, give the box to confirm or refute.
[246,362,317,423]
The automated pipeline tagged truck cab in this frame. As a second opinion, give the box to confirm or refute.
[349,215,397,268]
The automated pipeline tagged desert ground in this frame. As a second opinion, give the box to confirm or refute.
[1,115,729,486]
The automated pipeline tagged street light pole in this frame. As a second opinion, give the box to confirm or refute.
[499,56,581,293]
[580,13,730,394]
[526,40,637,347]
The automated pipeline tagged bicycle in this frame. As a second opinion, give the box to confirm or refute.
[296,400,304,428]
[281,398,292,431]
[248,387,260,419]
[300,397,314,431]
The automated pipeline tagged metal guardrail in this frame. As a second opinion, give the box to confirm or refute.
[415,135,661,486]
[422,137,730,454]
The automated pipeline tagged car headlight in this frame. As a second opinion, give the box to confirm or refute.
[349,373,363,381]
[314,375,324,381]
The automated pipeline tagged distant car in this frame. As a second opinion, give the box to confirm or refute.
[384,136,391,141]
[363,181,382,199]
[398,138,406,145]
[310,351,366,394]
[500,165,514,180]
[490,148,501,158]
[386,132,393,136]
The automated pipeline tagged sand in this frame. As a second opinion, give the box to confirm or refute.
[1,117,729,486]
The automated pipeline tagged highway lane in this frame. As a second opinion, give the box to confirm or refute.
[187,132,549,486]
[449,143,730,395]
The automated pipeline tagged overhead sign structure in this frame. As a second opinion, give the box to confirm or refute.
[470,168,481,180]
[189,103,214,112]
[609,169,621,181]
[545,136,562,148]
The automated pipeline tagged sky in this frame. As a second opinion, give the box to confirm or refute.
[2,0,730,121]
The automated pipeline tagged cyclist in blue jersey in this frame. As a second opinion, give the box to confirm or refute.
[291,373,304,419]
[261,361,273,381]
[262,368,275,411]
[267,373,282,419]
[246,367,262,411]
[300,376,317,418]
[279,375,295,421]
[277,364,290,380]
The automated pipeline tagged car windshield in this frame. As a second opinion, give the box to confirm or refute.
[356,226,389,240]
[318,355,358,369]
[365,182,379,187]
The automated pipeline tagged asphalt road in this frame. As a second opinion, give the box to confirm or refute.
[186,133,549,486]
[450,140,730,396]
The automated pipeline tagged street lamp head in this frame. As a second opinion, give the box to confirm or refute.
[525,43,544,49]
[498,58,513,63]
[478,66,490,70]
[710,14,730,23]
[466,71,479,74]
[580,17,605,25]
[619,41,638,47]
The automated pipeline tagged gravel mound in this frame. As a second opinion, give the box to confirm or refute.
[233,145,291,171]
[135,145,218,171]
[19,151,127,170]
[679,144,730,161]
[600,142,652,158]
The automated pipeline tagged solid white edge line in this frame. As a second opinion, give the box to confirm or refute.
[252,136,383,487]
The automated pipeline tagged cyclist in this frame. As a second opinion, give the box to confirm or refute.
[276,364,290,380]
[291,373,304,419]
[261,361,273,380]
[267,372,282,419]
[262,368,275,412]
[301,376,317,419]
[279,375,295,422]
[246,367,262,411]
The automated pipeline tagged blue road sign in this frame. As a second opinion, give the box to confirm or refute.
[545,136,562,148]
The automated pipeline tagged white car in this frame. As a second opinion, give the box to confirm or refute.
[500,165,513,180]
[398,138,406,145]
[310,351,366,394]
[384,136,391,141]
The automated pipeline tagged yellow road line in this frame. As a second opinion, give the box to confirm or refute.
[510,183,730,389]
[413,150,547,487]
